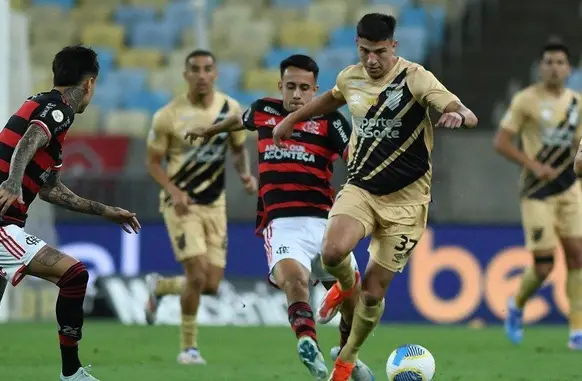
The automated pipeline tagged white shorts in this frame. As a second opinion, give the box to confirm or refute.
[263,216,358,286]
[0,225,46,286]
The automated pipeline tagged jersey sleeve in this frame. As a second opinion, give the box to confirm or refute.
[328,112,352,157]
[227,98,246,147]
[147,108,172,154]
[241,101,259,131]
[331,67,350,101]
[29,102,67,143]
[499,92,527,134]
[408,66,460,113]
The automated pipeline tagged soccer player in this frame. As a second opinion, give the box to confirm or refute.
[144,50,257,365]
[185,54,374,381]
[273,14,478,381]
[0,45,141,381]
[494,40,582,350]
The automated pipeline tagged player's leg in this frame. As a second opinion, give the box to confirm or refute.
[331,204,427,381]
[506,198,556,344]
[201,203,227,296]
[265,218,327,380]
[0,276,7,304]
[555,188,582,350]
[318,185,375,324]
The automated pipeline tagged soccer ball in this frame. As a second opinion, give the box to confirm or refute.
[386,344,435,381]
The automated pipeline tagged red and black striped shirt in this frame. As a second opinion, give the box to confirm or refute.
[0,90,74,226]
[242,98,351,234]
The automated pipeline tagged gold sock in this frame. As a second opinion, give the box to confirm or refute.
[515,267,544,309]
[567,269,582,331]
[181,314,198,350]
[339,296,385,363]
[323,255,356,291]
[155,276,185,296]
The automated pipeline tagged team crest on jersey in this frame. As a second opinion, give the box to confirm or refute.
[385,89,404,111]
[51,110,64,123]
[302,120,320,134]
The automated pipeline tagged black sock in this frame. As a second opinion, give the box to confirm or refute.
[288,301,318,343]
[56,262,88,377]
[339,316,351,350]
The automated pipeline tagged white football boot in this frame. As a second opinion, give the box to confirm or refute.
[144,273,161,325]
[177,348,207,365]
[60,366,99,381]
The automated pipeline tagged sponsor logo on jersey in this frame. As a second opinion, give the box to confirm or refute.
[51,110,64,123]
[333,119,349,143]
[263,144,315,162]
[263,106,281,116]
[353,117,402,139]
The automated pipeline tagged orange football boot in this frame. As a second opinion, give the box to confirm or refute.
[317,271,360,324]
[328,358,355,381]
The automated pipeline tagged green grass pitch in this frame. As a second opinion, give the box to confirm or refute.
[0,322,578,380]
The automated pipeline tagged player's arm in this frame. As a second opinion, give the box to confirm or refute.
[184,114,244,143]
[441,101,478,128]
[229,102,257,194]
[574,138,582,177]
[328,112,352,161]
[38,171,140,233]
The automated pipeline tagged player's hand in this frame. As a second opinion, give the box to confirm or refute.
[273,119,294,147]
[531,162,559,181]
[184,126,210,144]
[240,173,258,194]
[435,112,464,129]
[0,178,24,216]
[102,206,141,234]
[169,188,192,216]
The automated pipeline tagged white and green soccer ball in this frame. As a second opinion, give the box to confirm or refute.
[386,344,436,381]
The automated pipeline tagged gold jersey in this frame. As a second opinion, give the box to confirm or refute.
[147,91,246,209]
[332,58,459,205]
[500,84,582,199]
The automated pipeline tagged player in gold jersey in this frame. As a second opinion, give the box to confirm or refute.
[495,40,582,350]
[144,50,257,364]
[273,13,478,380]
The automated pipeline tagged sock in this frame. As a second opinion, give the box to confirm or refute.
[288,301,318,343]
[181,314,198,350]
[323,256,356,291]
[156,276,185,296]
[339,316,352,349]
[56,262,89,377]
[567,269,582,333]
[339,296,385,363]
[515,267,544,309]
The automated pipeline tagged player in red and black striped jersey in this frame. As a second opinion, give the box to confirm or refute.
[184,55,374,381]
[0,45,140,381]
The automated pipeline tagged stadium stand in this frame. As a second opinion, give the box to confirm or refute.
[16,0,454,136]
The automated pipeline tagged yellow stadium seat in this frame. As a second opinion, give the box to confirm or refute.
[227,21,274,57]
[117,49,164,70]
[70,5,113,28]
[81,24,125,52]
[181,29,199,49]
[31,66,52,88]
[127,0,167,10]
[69,107,101,136]
[10,0,29,10]
[243,70,280,93]
[103,110,150,138]
[33,78,53,94]
[279,21,328,51]
[223,0,265,11]
[30,21,78,47]
[168,48,193,69]
[148,68,184,93]
[30,42,63,68]
[307,2,348,31]
[354,5,399,24]
[27,5,65,26]
[79,0,123,7]
[212,5,253,28]
[259,7,301,25]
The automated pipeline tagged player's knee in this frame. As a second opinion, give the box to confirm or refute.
[280,275,310,299]
[360,290,384,307]
[185,272,206,291]
[203,284,220,295]
[321,240,349,267]
[533,256,554,279]
[57,261,89,292]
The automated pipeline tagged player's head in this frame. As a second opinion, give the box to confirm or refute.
[52,45,99,113]
[184,50,217,96]
[539,39,571,87]
[279,54,319,112]
[356,13,398,79]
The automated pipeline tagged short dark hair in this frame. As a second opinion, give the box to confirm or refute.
[185,50,216,66]
[52,45,99,87]
[541,38,570,61]
[280,54,319,80]
[357,13,397,42]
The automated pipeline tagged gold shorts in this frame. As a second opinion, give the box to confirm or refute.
[162,202,227,268]
[521,183,582,253]
[329,184,428,272]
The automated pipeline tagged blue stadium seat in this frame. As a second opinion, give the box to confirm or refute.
[396,27,428,62]
[568,70,582,91]
[114,5,157,31]
[317,71,337,92]
[94,48,115,82]
[164,1,196,30]
[426,6,446,47]
[130,21,179,53]
[329,27,356,48]
[234,91,268,108]
[217,62,242,94]
[272,0,312,8]
[91,86,123,115]
[399,7,428,28]
[264,48,309,69]
[32,0,75,9]
[369,0,410,8]
[315,47,358,73]
[105,69,148,97]
[123,90,172,114]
